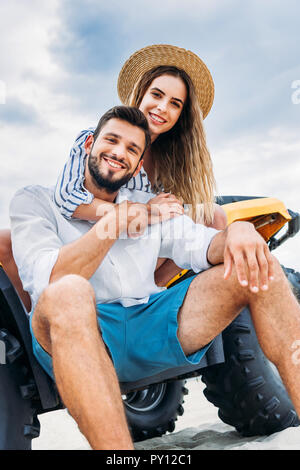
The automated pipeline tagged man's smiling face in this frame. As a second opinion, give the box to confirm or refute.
[85,118,145,193]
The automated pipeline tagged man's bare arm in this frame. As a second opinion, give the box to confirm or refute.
[50,199,177,284]
[50,204,130,283]
[207,221,275,293]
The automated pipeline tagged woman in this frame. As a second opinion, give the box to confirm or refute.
[0,44,226,311]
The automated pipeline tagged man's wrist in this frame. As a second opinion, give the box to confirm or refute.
[206,228,227,266]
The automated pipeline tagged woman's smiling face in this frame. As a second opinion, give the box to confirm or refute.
[138,74,187,141]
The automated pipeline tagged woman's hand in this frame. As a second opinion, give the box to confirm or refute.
[118,193,184,239]
[147,192,184,224]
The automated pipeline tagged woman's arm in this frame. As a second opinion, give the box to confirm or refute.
[206,203,227,230]
[72,198,115,220]
[73,191,184,224]
[54,127,95,219]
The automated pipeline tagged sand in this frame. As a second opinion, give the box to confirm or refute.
[32,378,300,451]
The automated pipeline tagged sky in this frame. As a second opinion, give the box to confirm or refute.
[0,0,299,270]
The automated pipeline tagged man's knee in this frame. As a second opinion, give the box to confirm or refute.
[270,254,286,278]
[38,274,96,327]
[33,275,98,354]
[48,274,94,301]
[208,263,247,298]
[261,254,289,292]
[211,254,286,294]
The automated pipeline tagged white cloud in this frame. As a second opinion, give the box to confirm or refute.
[211,126,300,269]
[0,0,299,276]
[212,126,300,207]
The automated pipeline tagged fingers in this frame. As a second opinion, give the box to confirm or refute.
[152,193,183,206]
[228,242,274,293]
[148,198,184,224]
[223,246,233,280]
[256,245,269,291]
[264,244,275,281]
[223,222,276,293]
[231,250,249,287]
[245,244,276,292]
[159,202,184,218]
[156,192,172,198]
[149,192,184,223]
[244,249,260,293]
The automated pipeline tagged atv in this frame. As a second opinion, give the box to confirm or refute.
[0,195,300,449]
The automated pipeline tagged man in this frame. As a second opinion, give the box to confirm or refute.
[10,106,300,450]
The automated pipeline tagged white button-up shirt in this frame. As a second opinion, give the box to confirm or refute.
[9,185,219,313]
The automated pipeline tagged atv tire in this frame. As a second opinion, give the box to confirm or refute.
[283,265,300,302]
[124,380,188,442]
[0,329,40,449]
[201,307,300,436]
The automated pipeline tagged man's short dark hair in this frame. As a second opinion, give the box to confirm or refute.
[93,106,151,156]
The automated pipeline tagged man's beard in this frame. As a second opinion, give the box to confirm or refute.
[88,152,137,193]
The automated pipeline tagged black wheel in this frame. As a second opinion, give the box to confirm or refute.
[201,307,300,437]
[0,329,40,449]
[282,265,300,302]
[123,380,188,442]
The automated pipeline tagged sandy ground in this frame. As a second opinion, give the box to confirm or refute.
[32,378,300,451]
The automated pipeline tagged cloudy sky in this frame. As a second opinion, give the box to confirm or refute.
[0,0,299,269]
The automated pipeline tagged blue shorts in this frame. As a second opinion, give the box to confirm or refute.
[30,275,213,383]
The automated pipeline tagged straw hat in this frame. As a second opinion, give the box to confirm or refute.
[117,44,214,119]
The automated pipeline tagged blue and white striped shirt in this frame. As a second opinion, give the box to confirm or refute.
[54,128,153,219]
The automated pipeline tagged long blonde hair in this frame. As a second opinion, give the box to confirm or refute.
[128,65,216,224]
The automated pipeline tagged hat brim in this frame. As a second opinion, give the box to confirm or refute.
[117,44,214,119]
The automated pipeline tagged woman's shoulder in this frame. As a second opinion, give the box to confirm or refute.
[74,126,95,144]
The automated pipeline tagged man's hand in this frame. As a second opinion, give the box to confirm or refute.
[224,222,275,292]
[208,221,275,293]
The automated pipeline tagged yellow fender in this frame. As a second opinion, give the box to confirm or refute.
[166,197,291,288]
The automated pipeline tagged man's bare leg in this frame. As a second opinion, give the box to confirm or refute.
[0,229,31,312]
[31,274,133,450]
[177,257,300,415]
